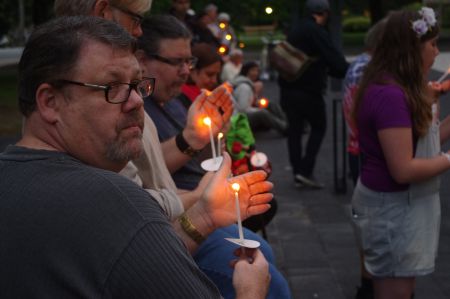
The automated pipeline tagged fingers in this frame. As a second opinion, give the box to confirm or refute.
[230,248,258,268]
[247,203,271,217]
[236,170,268,186]
[248,181,273,195]
[249,193,273,205]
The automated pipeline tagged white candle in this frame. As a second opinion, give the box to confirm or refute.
[203,117,217,161]
[231,183,244,241]
[437,67,450,83]
[217,132,223,157]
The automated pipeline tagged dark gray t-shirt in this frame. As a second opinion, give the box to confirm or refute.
[0,146,220,298]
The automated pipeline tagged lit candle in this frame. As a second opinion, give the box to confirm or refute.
[437,66,450,83]
[203,117,217,161]
[258,98,269,109]
[231,183,244,241]
[217,132,223,157]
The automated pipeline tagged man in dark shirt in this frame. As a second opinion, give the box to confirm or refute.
[279,0,348,188]
[0,16,271,298]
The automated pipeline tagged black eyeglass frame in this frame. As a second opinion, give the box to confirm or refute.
[148,53,198,70]
[58,77,156,104]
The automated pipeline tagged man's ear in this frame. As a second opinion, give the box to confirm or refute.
[35,83,63,124]
[93,0,113,19]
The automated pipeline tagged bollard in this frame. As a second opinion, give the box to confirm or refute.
[332,98,347,194]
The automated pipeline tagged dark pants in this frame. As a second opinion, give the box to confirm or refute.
[280,88,326,177]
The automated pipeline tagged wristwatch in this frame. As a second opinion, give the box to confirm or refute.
[175,132,201,157]
[178,213,206,244]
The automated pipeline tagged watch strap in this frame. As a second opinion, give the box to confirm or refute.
[178,213,206,244]
[175,132,201,157]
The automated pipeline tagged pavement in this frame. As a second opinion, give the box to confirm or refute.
[1,48,450,298]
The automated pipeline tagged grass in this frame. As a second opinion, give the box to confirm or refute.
[0,64,21,136]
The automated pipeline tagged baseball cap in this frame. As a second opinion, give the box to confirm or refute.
[305,0,330,13]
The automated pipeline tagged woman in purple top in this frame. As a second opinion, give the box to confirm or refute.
[351,8,450,299]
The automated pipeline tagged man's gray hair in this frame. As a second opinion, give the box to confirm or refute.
[18,16,136,117]
[138,15,192,56]
[54,0,97,16]
[54,0,152,16]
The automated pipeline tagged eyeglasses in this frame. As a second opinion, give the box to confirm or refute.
[58,77,155,104]
[149,54,198,70]
[112,6,143,28]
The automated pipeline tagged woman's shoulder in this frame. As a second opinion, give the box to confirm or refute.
[365,82,406,103]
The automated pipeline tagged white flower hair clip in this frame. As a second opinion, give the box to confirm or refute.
[412,7,437,38]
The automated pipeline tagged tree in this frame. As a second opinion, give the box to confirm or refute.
[369,0,384,24]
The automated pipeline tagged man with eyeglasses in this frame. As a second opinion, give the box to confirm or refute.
[54,0,232,212]
[0,16,272,298]
[133,15,292,299]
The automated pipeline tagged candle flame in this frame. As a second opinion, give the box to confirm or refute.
[225,34,232,41]
[218,46,227,54]
[231,183,240,192]
[219,22,226,29]
[203,117,212,126]
[258,98,269,108]
[218,132,224,138]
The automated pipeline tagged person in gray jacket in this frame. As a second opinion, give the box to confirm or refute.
[233,61,287,135]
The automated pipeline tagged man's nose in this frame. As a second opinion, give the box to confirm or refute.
[123,88,144,111]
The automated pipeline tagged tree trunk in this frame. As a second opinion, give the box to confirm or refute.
[18,0,25,44]
[369,0,383,25]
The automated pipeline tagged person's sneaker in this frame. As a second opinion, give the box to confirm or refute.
[295,174,324,189]
[294,179,305,188]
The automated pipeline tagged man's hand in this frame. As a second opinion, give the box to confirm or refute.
[193,153,273,231]
[183,85,234,150]
[231,248,270,299]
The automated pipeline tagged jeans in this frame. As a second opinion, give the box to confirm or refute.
[194,225,292,299]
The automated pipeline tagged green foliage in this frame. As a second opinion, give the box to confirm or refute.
[342,16,371,33]
[401,2,422,12]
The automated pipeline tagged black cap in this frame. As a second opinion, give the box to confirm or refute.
[305,0,330,13]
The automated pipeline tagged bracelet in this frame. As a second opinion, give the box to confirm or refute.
[441,152,450,163]
[178,213,206,244]
[175,132,201,157]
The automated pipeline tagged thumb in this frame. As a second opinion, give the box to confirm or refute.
[193,90,208,107]
[216,152,231,178]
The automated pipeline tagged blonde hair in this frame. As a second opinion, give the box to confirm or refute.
[111,0,152,14]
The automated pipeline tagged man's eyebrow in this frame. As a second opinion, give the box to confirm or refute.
[102,69,142,82]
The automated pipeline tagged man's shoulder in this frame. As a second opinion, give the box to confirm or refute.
[2,149,165,223]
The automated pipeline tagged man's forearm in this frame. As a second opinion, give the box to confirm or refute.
[161,136,193,173]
